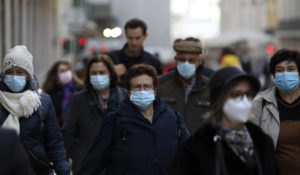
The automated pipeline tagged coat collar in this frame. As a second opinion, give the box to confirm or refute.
[260,87,280,123]
[121,43,144,58]
[174,66,209,92]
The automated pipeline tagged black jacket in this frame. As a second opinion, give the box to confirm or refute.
[157,68,210,134]
[108,44,162,75]
[62,87,127,174]
[172,122,280,175]
[108,44,162,86]
[79,98,189,175]
[0,128,35,175]
[46,82,83,127]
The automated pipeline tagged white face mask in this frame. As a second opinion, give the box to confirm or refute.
[222,95,252,123]
[59,70,72,85]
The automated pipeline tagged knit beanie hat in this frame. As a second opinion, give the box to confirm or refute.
[209,66,260,105]
[2,45,34,78]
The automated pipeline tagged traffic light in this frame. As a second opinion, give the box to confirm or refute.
[59,38,71,55]
[266,44,275,55]
[78,37,86,49]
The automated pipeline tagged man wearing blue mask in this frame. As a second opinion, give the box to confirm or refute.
[157,38,212,133]
[251,49,300,174]
[79,64,189,175]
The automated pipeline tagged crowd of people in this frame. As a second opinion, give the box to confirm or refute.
[0,17,299,175]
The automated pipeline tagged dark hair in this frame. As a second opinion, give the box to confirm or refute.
[83,54,119,90]
[221,47,235,55]
[125,18,147,35]
[269,48,300,75]
[125,64,158,91]
[42,60,82,92]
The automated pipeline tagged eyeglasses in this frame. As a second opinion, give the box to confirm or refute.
[175,57,198,64]
[228,90,255,100]
[131,84,154,91]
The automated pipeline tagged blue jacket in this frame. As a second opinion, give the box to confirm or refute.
[80,97,189,175]
[0,92,70,175]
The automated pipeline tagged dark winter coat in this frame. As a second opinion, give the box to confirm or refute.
[79,97,190,175]
[157,68,210,134]
[108,44,162,75]
[0,128,35,175]
[108,43,162,86]
[172,122,280,175]
[62,87,127,174]
[0,92,71,175]
[46,82,83,127]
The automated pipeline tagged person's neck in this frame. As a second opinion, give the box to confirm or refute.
[279,87,300,104]
[140,104,154,123]
[125,47,141,57]
[97,87,110,99]
[222,115,244,130]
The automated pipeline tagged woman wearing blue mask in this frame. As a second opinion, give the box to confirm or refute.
[251,49,300,174]
[79,64,189,175]
[62,54,127,174]
[0,45,70,175]
[172,66,279,175]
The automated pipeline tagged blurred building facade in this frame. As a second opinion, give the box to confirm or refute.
[1,0,171,81]
[0,0,61,81]
[220,0,267,32]
[277,0,300,50]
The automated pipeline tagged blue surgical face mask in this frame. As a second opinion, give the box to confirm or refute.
[90,75,110,90]
[274,72,299,93]
[4,75,27,93]
[177,61,196,79]
[130,91,155,110]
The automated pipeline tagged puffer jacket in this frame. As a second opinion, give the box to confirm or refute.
[157,68,210,134]
[250,87,280,147]
[0,92,70,174]
[79,97,190,175]
[0,74,70,175]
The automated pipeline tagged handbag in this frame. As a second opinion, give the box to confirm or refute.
[27,148,52,174]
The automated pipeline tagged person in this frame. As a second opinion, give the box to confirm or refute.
[79,64,189,175]
[42,60,83,128]
[251,49,300,174]
[0,45,70,175]
[218,47,242,69]
[62,54,127,174]
[108,18,162,86]
[172,66,280,175]
[157,38,211,134]
[184,37,214,78]
[0,128,35,175]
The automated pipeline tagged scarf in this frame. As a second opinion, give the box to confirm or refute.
[0,90,41,134]
[61,81,75,120]
[221,125,254,163]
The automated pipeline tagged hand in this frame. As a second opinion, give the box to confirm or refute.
[115,64,126,76]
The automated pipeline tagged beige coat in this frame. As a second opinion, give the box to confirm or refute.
[250,87,280,147]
